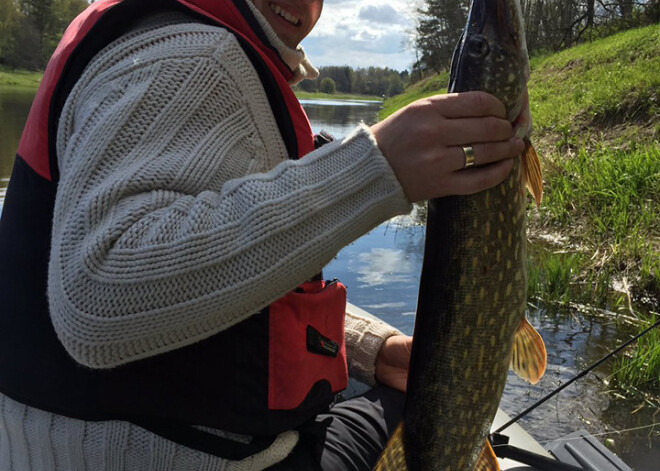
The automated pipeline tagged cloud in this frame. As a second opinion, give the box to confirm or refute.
[352,248,414,287]
[301,0,417,70]
[358,5,407,25]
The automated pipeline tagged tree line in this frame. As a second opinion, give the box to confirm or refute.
[2,0,657,89]
[295,66,409,98]
[1,0,87,70]
[414,0,659,74]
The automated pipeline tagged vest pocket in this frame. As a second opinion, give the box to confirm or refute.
[268,280,348,410]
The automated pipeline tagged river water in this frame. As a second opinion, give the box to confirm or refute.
[1,90,657,469]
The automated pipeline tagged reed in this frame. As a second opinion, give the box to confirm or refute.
[539,144,660,299]
[612,313,660,390]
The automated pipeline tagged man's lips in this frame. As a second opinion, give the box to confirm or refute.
[269,2,301,26]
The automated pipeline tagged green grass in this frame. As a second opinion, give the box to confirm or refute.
[0,66,42,89]
[527,250,584,304]
[378,71,449,119]
[539,144,660,297]
[527,248,620,309]
[612,313,660,391]
[528,24,659,138]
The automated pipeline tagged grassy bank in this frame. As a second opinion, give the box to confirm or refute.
[528,25,659,307]
[379,72,448,118]
[294,91,382,102]
[0,66,42,89]
[381,24,660,391]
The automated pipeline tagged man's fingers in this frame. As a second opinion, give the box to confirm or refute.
[441,116,516,147]
[427,91,507,119]
[450,158,516,195]
[450,138,524,172]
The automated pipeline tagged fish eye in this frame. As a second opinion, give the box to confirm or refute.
[467,36,489,58]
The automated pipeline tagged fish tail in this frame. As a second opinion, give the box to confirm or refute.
[374,422,408,470]
[474,439,501,471]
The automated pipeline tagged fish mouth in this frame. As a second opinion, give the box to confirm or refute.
[468,0,523,48]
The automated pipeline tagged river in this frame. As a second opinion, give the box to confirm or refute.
[0,91,657,469]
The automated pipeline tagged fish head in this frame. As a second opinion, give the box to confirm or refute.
[448,0,530,122]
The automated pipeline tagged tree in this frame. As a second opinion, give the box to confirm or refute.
[319,77,336,94]
[387,73,404,97]
[415,0,467,72]
[1,0,85,69]
[0,0,21,63]
[413,0,659,69]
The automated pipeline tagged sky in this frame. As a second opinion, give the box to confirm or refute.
[300,0,420,71]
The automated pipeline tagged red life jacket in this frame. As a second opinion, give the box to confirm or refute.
[0,0,347,459]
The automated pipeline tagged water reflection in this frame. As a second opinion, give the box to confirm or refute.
[302,99,381,139]
[354,248,415,287]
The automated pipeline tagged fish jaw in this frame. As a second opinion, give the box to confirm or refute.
[449,0,530,122]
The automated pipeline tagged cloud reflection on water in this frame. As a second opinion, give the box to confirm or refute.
[351,247,414,287]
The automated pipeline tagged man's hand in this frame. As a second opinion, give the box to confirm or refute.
[375,334,413,392]
[370,91,524,203]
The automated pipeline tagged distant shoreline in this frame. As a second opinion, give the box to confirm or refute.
[0,67,42,89]
[293,91,382,102]
[0,70,387,104]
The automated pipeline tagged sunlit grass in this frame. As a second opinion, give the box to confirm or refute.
[527,249,620,309]
[529,25,659,134]
[0,66,42,89]
[613,313,660,390]
[378,72,449,119]
[539,144,660,296]
[528,250,582,303]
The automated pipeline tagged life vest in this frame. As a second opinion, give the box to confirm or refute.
[0,0,348,459]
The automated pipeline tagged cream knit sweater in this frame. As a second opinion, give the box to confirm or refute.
[0,8,411,471]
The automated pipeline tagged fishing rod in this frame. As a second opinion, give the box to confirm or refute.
[494,317,660,435]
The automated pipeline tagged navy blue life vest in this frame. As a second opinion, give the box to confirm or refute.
[0,0,347,459]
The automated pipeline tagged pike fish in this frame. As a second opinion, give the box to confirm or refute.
[375,0,545,470]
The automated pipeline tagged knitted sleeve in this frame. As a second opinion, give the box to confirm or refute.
[344,304,402,385]
[49,20,411,368]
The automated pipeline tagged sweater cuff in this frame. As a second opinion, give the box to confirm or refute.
[344,304,401,386]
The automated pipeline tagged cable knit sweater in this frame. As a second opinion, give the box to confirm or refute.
[0,6,411,470]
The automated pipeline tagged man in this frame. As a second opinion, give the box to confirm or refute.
[0,0,523,469]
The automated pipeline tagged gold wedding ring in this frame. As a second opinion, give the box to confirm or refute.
[462,146,476,168]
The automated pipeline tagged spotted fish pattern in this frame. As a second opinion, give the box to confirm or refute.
[375,0,544,469]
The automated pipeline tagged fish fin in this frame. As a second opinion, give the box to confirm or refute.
[474,439,500,471]
[521,138,543,207]
[374,422,408,470]
[510,317,547,384]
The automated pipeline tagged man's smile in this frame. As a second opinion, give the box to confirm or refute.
[269,2,301,26]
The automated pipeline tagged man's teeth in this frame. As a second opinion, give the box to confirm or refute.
[269,3,300,25]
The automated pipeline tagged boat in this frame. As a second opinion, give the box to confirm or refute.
[492,408,632,470]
